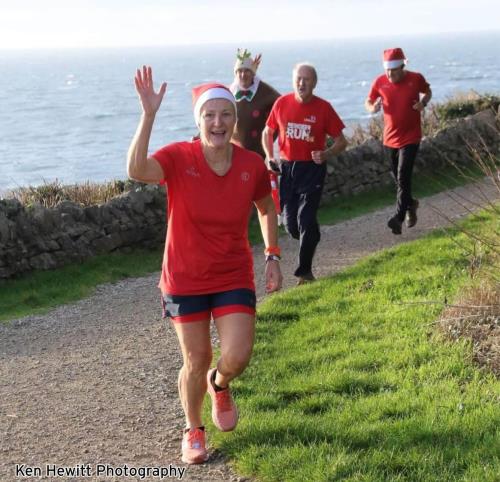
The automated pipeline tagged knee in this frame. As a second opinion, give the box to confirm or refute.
[287,227,300,240]
[283,220,300,239]
[220,349,252,377]
[299,220,320,239]
[397,177,410,189]
[183,349,212,376]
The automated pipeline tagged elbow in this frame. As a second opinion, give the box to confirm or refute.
[264,196,277,216]
[261,202,276,217]
[126,158,136,180]
[262,126,273,142]
[127,159,141,182]
[335,136,348,155]
[127,168,136,181]
[256,195,276,217]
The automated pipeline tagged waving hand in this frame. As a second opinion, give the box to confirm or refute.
[134,65,167,116]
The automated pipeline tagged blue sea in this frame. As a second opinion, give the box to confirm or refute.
[0,31,498,193]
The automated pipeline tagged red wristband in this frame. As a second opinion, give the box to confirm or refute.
[264,246,281,257]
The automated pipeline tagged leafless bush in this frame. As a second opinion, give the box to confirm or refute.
[434,129,499,375]
[438,280,499,376]
[6,179,137,208]
[348,117,384,147]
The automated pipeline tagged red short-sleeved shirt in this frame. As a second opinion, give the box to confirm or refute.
[266,93,345,161]
[151,140,271,295]
[368,71,430,148]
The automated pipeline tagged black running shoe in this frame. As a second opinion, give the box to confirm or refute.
[406,199,419,228]
[296,273,316,285]
[387,216,402,235]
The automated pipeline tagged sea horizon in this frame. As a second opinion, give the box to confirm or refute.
[1,29,498,52]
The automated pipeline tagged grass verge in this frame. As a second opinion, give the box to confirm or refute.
[316,166,484,227]
[208,211,499,482]
[0,167,485,322]
[0,249,162,322]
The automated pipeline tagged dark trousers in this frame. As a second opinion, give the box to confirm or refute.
[384,143,419,221]
[280,161,326,277]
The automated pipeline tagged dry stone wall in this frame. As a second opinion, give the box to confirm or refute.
[0,109,498,280]
[0,186,166,279]
[323,108,499,202]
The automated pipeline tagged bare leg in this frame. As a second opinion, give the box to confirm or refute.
[213,313,255,388]
[173,319,212,428]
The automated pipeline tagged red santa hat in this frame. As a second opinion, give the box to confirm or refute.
[192,83,236,125]
[383,48,407,69]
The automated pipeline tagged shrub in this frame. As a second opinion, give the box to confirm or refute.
[6,179,142,208]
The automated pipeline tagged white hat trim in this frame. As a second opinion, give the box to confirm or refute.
[383,59,406,69]
[193,88,236,125]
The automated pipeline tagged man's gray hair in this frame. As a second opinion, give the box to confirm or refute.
[293,62,318,84]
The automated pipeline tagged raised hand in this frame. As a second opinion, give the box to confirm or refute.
[134,65,167,116]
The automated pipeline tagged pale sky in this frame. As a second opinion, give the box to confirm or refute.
[0,0,499,50]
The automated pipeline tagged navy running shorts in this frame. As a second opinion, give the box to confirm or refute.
[161,288,256,323]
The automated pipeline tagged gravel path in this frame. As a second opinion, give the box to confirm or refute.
[1,179,497,482]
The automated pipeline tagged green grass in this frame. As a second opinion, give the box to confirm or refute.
[207,211,500,482]
[0,248,162,322]
[0,166,485,322]
[316,166,484,226]
[248,166,484,244]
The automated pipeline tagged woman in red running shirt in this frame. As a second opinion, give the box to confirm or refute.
[127,66,282,465]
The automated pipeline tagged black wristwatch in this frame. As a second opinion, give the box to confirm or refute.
[265,254,281,262]
[269,159,281,173]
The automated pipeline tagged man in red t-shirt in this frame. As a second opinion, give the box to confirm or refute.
[263,63,347,284]
[365,47,432,234]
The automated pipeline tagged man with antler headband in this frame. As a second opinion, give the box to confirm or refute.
[230,49,280,160]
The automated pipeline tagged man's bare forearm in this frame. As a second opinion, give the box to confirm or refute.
[262,128,275,167]
[325,134,348,157]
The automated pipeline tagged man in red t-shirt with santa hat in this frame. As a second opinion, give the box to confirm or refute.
[365,48,432,235]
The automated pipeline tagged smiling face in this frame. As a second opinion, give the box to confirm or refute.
[293,65,317,103]
[199,98,236,149]
[236,68,255,89]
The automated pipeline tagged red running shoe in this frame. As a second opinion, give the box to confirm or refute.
[206,368,238,432]
[181,428,209,464]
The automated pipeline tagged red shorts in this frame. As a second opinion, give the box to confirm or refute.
[161,288,256,323]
